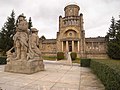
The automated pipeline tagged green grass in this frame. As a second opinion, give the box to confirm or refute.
[42,56,57,60]
[42,56,80,63]
[72,58,80,63]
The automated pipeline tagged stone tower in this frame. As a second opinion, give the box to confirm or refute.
[56,4,85,57]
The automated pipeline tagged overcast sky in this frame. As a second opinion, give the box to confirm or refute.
[0,0,120,39]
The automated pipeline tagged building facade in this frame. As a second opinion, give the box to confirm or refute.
[39,4,108,59]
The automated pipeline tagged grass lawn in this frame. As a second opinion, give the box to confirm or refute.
[72,58,80,64]
[42,56,57,60]
[42,56,80,64]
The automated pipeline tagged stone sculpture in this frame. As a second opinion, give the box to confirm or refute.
[67,52,72,66]
[5,14,44,74]
[13,14,28,60]
[27,28,42,60]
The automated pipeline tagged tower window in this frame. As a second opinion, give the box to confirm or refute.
[69,32,72,36]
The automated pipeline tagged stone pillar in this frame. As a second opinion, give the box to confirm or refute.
[92,42,93,50]
[72,41,74,52]
[98,42,100,51]
[81,40,82,53]
[66,41,68,51]
[78,41,79,52]
[62,41,63,51]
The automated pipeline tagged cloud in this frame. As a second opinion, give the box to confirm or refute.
[0,0,120,38]
[80,0,120,37]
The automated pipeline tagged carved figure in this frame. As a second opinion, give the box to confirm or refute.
[13,14,28,60]
[27,28,42,60]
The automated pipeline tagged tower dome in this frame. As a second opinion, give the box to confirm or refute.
[64,4,80,17]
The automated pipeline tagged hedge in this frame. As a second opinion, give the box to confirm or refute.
[70,52,77,61]
[80,58,91,67]
[57,52,64,60]
[90,60,120,90]
[0,56,7,65]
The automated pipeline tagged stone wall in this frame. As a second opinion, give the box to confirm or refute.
[85,53,108,59]
[39,39,57,57]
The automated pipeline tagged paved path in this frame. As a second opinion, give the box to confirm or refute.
[0,60,105,90]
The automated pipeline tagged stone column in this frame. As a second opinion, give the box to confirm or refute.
[92,42,93,50]
[66,41,68,51]
[72,41,74,52]
[78,41,79,52]
[98,42,100,51]
[62,41,63,51]
[80,39,83,57]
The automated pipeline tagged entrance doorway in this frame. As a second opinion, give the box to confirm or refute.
[68,41,72,52]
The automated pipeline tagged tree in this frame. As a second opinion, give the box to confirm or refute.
[107,42,120,59]
[0,10,16,55]
[40,35,46,41]
[115,17,120,42]
[106,16,120,59]
[28,17,33,30]
[106,17,116,41]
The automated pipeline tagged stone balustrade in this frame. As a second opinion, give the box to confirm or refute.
[62,16,80,26]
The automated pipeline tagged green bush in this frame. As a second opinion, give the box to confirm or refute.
[70,52,77,61]
[0,56,7,65]
[57,52,64,60]
[90,60,120,90]
[80,58,91,67]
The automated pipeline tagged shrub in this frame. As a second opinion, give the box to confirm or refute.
[70,52,77,61]
[0,56,7,65]
[57,52,64,60]
[80,58,91,67]
[90,60,120,90]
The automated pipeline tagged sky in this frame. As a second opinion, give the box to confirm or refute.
[0,0,120,39]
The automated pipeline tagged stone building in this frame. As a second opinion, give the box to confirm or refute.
[39,4,108,59]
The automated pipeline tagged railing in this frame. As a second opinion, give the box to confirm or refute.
[62,16,80,26]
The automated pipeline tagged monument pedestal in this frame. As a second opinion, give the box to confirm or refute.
[5,59,44,74]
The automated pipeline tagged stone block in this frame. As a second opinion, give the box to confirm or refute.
[4,60,44,74]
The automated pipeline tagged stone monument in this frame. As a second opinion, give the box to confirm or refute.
[4,14,44,74]
[67,52,72,66]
